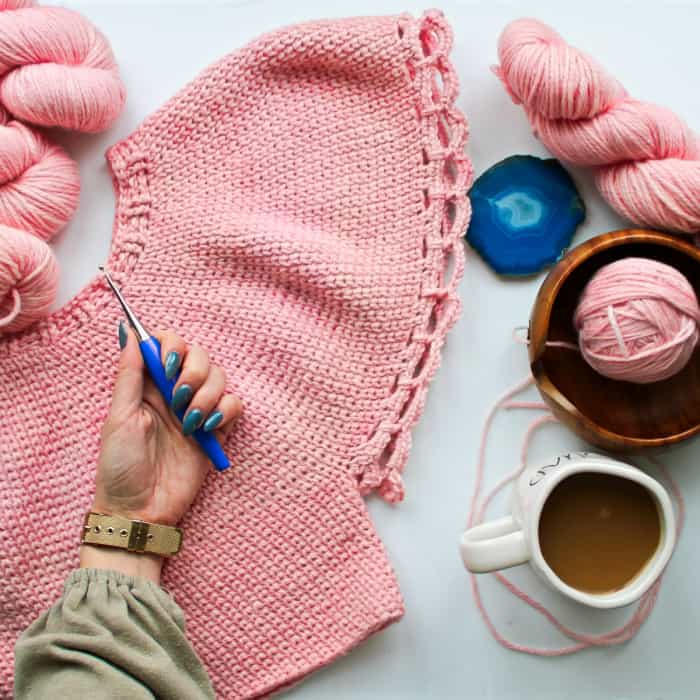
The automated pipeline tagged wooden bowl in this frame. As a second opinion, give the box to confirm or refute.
[529,229,700,452]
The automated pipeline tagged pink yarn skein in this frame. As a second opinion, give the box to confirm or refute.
[0,1,125,132]
[0,115,79,240]
[574,258,700,383]
[495,19,700,233]
[0,224,57,332]
[0,1,125,333]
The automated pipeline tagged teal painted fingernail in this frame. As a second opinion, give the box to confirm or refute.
[118,320,128,350]
[203,410,223,432]
[171,384,193,412]
[183,408,204,436]
[164,351,181,380]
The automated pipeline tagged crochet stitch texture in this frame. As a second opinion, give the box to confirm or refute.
[0,11,471,698]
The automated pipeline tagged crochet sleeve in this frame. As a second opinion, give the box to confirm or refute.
[14,568,215,700]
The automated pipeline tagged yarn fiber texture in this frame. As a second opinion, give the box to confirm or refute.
[495,18,700,233]
[0,11,471,699]
[574,258,700,383]
[0,3,124,131]
[0,223,57,331]
[0,0,125,334]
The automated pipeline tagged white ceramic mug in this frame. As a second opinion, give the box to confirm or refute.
[460,452,676,608]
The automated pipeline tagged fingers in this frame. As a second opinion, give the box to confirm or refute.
[153,329,187,381]
[182,370,244,437]
[110,321,145,418]
[170,343,209,414]
[153,329,243,437]
[212,394,244,437]
[181,365,226,435]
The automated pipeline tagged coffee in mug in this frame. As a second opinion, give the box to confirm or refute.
[538,472,661,594]
[460,452,675,608]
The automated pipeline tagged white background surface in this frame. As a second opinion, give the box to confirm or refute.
[53,1,700,698]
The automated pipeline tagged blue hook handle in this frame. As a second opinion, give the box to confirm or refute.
[138,336,231,472]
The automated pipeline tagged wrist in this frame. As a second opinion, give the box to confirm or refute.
[80,506,178,585]
[90,499,179,527]
[79,544,163,584]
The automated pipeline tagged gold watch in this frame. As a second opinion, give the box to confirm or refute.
[81,512,183,556]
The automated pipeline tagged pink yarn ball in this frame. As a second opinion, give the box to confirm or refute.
[574,258,700,384]
[495,18,700,234]
[0,224,58,333]
[0,116,79,240]
[0,6,125,132]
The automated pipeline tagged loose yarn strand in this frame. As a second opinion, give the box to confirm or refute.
[467,373,537,528]
[468,372,685,655]
[0,286,19,326]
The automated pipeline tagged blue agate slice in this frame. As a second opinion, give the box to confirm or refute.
[466,155,585,276]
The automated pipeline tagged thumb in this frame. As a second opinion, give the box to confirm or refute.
[110,322,145,416]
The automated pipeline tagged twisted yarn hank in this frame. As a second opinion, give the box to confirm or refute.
[0,109,77,331]
[0,112,79,240]
[0,1,125,333]
[574,258,700,383]
[0,223,57,331]
[494,18,700,233]
[0,2,124,131]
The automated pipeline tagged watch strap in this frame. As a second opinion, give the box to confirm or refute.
[81,512,183,556]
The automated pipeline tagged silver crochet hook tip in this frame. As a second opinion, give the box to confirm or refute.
[99,265,149,342]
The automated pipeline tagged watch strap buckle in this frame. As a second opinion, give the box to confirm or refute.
[127,520,150,552]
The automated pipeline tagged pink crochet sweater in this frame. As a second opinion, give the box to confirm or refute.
[0,10,471,698]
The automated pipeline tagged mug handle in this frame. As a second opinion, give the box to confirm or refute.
[460,516,530,573]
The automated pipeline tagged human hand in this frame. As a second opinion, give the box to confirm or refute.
[92,323,242,526]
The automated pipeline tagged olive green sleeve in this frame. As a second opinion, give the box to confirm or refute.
[14,568,215,700]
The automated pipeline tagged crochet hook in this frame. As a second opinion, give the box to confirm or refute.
[99,266,231,472]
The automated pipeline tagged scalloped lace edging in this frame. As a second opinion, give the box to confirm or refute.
[350,10,473,503]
